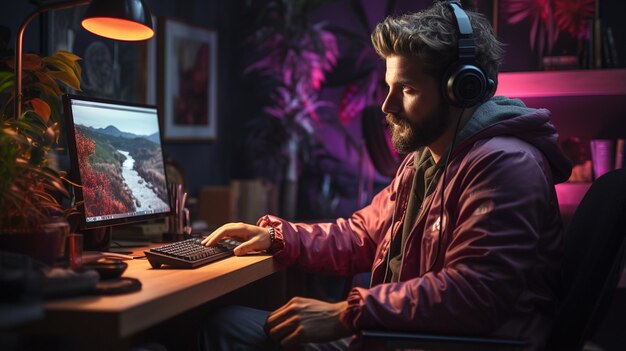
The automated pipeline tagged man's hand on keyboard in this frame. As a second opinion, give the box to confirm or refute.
[201,222,271,256]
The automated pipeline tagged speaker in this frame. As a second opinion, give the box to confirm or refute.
[442,1,494,107]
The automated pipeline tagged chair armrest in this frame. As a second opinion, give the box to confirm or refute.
[358,330,526,351]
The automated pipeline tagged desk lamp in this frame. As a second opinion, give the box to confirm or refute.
[14,0,154,118]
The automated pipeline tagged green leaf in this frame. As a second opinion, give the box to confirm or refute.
[42,55,71,71]
[0,92,15,118]
[48,70,81,91]
[44,54,82,85]
[54,50,81,63]
[0,50,82,232]
[33,82,59,100]
[34,71,62,96]
[15,116,47,137]
[0,71,14,93]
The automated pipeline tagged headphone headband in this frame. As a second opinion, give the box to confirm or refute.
[448,2,471,36]
[448,2,475,60]
[442,1,493,107]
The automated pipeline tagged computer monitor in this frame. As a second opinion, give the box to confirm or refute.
[63,94,172,231]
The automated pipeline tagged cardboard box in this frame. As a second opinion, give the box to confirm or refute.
[197,186,236,227]
[197,180,279,227]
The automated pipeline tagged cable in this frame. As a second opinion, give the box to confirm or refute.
[386,108,466,282]
[426,107,465,273]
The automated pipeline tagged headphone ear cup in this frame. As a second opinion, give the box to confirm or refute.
[443,62,488,107]
[486,78,496,99]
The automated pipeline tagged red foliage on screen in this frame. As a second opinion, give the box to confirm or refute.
[75,131,130,217]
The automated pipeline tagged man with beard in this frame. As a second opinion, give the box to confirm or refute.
[199,1,572,351]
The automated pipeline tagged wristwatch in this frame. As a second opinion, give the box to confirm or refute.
[266,226,283,254]
[268,226,276,244]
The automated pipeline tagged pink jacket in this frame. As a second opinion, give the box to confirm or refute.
[257,97,572,350]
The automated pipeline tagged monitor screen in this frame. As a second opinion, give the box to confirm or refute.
[63,94,171,229]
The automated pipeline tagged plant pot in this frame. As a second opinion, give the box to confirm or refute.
[0,219,70,266]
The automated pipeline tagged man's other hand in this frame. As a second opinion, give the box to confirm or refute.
[264,297,352,350]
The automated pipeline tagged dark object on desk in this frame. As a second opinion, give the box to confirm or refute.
[83,258,128,280]
[145,238,240,269]
[91,277,141,295]
[42,267,100,299]
[358,168,626,350]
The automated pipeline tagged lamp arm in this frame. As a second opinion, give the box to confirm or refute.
[15,0,90,118]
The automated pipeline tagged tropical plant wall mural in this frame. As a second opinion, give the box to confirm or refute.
[234,0,622,220]
[446,0,618,71]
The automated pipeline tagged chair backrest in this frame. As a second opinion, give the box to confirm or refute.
[547,168,626,351]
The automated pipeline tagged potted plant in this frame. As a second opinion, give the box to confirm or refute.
[0,40,82,264]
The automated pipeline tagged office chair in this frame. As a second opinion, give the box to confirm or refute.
[357,168,626,351]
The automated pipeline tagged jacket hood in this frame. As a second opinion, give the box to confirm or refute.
[453,96,572,183]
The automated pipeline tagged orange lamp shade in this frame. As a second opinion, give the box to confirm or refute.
[81,17,154,41]
[81,0,153,41]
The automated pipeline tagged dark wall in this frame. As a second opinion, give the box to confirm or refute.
[2,0,237,197]
[4,0,625,200]
[0,1,42,54]
[147,0,236,196]
[146,0,237,196]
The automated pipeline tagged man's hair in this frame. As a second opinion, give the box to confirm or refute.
[371,1,504,83]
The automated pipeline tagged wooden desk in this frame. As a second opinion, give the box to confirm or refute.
[26,249,283,342]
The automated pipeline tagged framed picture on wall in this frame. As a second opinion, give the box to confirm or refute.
[159,18,218,142]
[45,6,149,104]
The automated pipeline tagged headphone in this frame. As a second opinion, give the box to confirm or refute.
[442,1,495,107]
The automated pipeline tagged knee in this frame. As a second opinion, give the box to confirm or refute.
[198,305,270,351]
[201,305,245,338]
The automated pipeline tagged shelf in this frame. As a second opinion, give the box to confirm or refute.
[494,69,626,139]
[496,69,626,98]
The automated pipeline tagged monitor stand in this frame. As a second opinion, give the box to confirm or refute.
[82,227,112,252]
[82,227,143,254]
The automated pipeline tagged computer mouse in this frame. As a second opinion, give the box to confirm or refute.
[83,258,128,280]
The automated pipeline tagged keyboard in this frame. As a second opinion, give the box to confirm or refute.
[144,238,240,269]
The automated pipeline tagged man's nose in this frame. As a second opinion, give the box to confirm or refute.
[381,92,400,115]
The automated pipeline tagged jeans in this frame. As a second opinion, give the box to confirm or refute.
[198,305,351,351]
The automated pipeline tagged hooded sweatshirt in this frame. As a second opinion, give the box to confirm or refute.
[257,96,572,350]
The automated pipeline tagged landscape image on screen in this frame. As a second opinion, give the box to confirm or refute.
[73,119,169,221]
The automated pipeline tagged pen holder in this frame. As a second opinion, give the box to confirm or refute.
[164,183,191,242]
